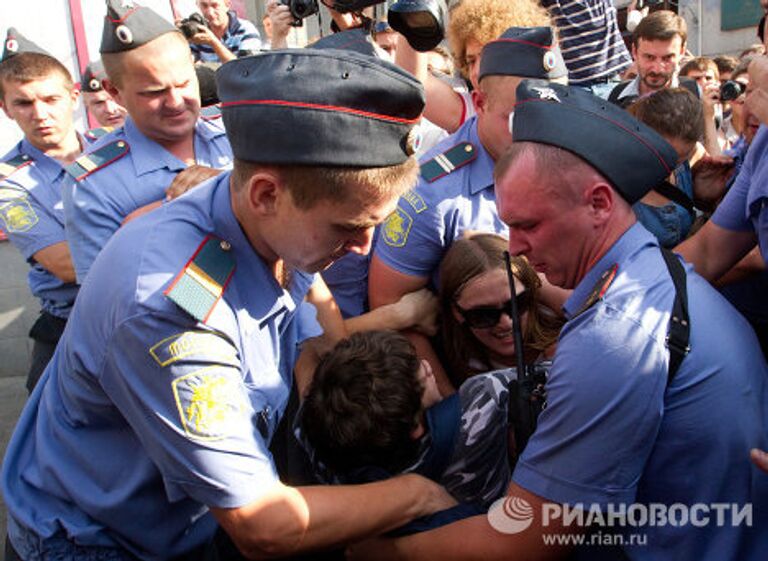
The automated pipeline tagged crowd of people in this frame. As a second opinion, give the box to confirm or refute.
[0,0,767,559]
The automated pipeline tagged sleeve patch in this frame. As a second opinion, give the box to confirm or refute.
[149,331,238,367]
[402,189,427,213]
[172,366,248,441]
[0,198,38,232]
[381,207,413,248]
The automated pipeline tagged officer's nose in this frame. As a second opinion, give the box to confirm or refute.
[30,100,49,120]
[346,226,374,256]
[507,232,528,258]
[166,87,185,109]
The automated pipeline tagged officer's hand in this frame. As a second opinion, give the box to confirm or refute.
[691,154,734,211]
[751,448,768,474]
[390,288,439,336]
[267,0,292,49]
[346,476,457,561]
[166,165,222,201]
[294,336,330,398]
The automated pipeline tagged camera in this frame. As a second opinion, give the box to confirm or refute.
[281,0,319,27]
[177,13,208,39]
[720,80,746,102]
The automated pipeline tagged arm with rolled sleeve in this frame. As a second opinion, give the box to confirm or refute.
[1,182,76,283]
[677,132,760,281]
[102,311,453,559]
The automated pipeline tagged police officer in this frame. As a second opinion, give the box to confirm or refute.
[80,60,127,131]
[368,26,567,392]
[352,81,768,561]
[0,32,84,391]
[63,0,233,282]
[2,48,454,560]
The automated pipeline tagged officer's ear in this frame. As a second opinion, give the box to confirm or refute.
[584,181,615,223]
[244,170,282,216]
[472,88,488,115]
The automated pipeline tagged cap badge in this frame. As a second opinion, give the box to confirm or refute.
[532,86,561,103]
[405,128,421,156]
[542,51,557,72]
[88,78,101,91]
[120,0,136,8]
[5,39,18,53]
[115,24,133,45]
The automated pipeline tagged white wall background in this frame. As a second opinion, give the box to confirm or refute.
[679,0,762,56]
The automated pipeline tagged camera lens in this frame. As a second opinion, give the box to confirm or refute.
[720,80,746,102]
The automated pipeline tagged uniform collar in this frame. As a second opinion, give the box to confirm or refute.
[19,138,65,184]
[466,117,495,195]
[208,172,300,325]
[563,222,657,319]
[124,116,226,177]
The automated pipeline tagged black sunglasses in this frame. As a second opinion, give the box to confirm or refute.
[455,290,531,329]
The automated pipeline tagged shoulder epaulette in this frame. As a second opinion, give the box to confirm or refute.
[66,140,130,181]
[84,126,115,141]
[420,142,477,183]
[574,264,618,318]
[0,153,33,181]
[165,235,236,324]
[201,105,222,120]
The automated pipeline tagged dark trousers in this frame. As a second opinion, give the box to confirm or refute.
[26,311,67,393]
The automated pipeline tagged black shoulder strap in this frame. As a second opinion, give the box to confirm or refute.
[660,249,690,383]
[607,80,630,105]
[654,180,695,216]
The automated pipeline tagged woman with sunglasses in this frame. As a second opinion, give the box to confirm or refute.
[438,233,563,386]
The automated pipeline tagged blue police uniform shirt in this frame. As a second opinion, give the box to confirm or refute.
[63,115,233,283]
[2,172,319,560]
[0,138,84,318]
[712,125,768,253]
[374,116,507,285]
[633,161,694,248]
[513,223,768,560]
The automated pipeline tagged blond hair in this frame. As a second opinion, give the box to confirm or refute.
[447,0,551,79]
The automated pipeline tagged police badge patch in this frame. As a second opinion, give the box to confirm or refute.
[382,207,413,248]
[172,366,248,441]
[0,198,38,233]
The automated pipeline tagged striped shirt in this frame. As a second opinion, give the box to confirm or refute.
[190,10,264,63]
[542,0,632,85]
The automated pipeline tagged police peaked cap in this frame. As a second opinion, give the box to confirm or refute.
[479,26,567,81]
[81,60,107,92]
[100,0,178,54]
[512,80,678,204]
[2,28,50,63]
[216,49,425,167]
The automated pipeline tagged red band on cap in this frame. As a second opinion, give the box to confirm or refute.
[108,8,138,24]
[220,99,419,125]
[490,38,552,50]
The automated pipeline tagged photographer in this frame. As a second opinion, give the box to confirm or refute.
[184,0,263,63]
[267,0,371,49]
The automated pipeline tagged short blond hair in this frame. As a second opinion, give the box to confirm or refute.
[231,158,420,210]
[447,0,551,79]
